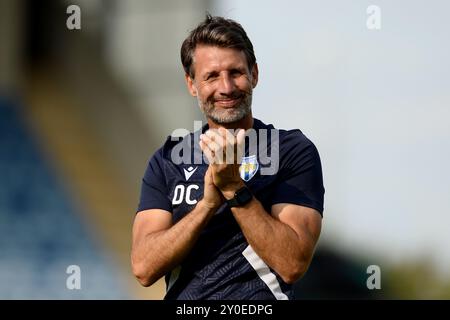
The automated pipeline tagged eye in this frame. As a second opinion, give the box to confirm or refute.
[230,69,244,78]
[205,72,218,81]
[230,69,243,77]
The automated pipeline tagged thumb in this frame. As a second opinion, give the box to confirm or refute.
[205,166,214,185]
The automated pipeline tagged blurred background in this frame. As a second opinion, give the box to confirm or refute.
[0,0,449,299]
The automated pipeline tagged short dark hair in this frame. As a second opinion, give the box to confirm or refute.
[181,14,256,78]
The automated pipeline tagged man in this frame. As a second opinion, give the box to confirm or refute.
[131,15,324,300]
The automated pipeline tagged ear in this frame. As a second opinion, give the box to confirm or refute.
[185,73,197,97]
[251,63,259,88]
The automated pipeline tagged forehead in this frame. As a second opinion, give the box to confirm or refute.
[192,45,248,74]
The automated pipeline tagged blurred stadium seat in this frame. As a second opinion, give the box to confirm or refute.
[0,97,130,299]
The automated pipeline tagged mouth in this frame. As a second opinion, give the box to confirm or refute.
[214,97,242,108]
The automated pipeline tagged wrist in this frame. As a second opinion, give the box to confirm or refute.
[198,198,221,212]
[221,181,246,200]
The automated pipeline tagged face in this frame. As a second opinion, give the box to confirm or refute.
[185,45,258,124]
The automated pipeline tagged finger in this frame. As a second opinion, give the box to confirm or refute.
[201,133,224,163]
[205,130,226,150]
[222,128,237,164]
[201,133,222,154]
[199,140,216,164]
[236,129,246,163]
[236,128,246,147]
[219,128,234,164]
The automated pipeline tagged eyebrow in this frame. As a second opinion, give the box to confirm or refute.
[203,66,247,79]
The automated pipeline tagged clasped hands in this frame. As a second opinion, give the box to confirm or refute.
[199,127,246,209]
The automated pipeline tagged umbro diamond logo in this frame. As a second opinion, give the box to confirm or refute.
[183,166,198,181]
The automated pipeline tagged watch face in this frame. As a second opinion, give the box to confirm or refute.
[236,187,252,204]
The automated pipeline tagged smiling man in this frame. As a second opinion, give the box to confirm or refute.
[131,14,325,300]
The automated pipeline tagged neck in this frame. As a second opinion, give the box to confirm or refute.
[206,114,254,131]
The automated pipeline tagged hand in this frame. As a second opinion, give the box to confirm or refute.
[200,128,246,199]
[202,166,225,210]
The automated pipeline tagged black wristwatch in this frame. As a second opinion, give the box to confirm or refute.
[226,186,253,208]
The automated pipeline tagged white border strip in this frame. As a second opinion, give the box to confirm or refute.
[242,245,289,300]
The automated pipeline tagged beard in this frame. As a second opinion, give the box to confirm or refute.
[197,90,253,124]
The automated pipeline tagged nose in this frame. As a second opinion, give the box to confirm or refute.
[217,72,236,96]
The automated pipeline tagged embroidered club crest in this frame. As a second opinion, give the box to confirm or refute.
[239,155,259,182]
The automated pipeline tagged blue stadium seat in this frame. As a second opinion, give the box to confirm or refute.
[0,97,130,299]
